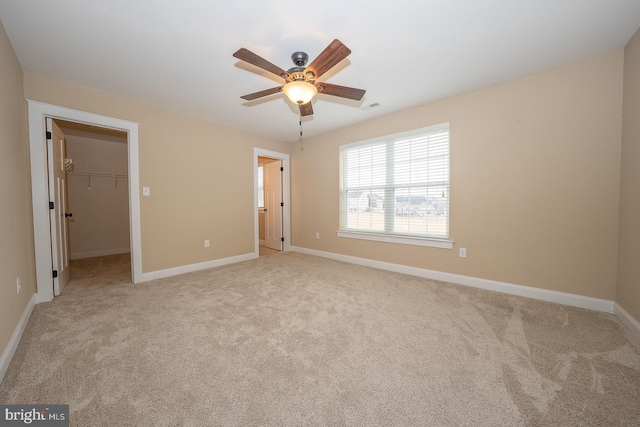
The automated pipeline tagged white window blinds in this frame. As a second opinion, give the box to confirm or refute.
[339,122,450,241]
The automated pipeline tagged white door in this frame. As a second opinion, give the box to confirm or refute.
[47,118,71,295]
[264,160,283,251]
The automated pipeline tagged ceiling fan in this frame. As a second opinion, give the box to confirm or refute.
[233,39,366,117]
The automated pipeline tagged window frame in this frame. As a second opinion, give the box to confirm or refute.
[338,122,453,249]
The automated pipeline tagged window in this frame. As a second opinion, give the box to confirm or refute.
[338,122,452,249]
[258,165,264,208]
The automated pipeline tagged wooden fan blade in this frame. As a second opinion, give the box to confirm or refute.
[299,102,313,116]
[316,82,366,101]
[240,86,283,101]
[305,39,351,79]
[233,48,286,78]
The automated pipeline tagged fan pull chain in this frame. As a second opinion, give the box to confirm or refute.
[299,115,303,139]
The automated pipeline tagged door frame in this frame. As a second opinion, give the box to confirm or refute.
[263,158,283,251]
[254,148,290,254]
[27,100,142,302]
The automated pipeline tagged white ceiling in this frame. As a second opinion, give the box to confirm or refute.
[1,1,640,143]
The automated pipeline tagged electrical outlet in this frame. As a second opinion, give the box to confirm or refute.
[16,277,21,294]
[204,240,210,248]
[459,248,467,258]
[315,232,320,239]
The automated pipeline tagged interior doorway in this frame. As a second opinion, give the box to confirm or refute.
[55,119,132,289]
[254,148,290,257]
[27,100,142,303]
[259,157,283,252]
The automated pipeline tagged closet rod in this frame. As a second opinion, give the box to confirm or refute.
[68,171,128,179]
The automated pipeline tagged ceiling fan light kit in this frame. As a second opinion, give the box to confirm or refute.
[283,80,318,105]
[233,39,365,118]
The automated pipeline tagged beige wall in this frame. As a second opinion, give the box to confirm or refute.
[23,74,291,273]
[617,28,640,321]
[292,51,624,301]
[0,21,36,358]
[65,132,130,259]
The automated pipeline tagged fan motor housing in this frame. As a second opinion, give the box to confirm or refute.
[291,51,308,67]
[284,66,315,84]
[283,52,315,83]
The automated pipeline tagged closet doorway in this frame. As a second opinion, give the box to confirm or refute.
[56,120,131,286]
[27,101,142,303]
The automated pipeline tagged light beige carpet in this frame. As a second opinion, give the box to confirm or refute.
[1,252,639,426]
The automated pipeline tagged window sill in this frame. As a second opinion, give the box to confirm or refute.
[337,230,453,249]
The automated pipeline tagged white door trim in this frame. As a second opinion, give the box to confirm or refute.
[254,148,290,255]
[27,100,142,302]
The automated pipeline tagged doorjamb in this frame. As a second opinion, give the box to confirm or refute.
[254,148,290,255]
[27,100,142,302]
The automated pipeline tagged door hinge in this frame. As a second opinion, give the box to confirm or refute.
[46,131,52,140]
[52,270,58,278]
[280,202,284,207]
[280,166,283,172]
[281,237,285,242]
[49,201,54,209]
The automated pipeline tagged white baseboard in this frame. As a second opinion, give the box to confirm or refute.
[0,293,36,384]
[141,252,258,282]
[290,246,615,314]
[71,248,130,260]
[614,303,640,345]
